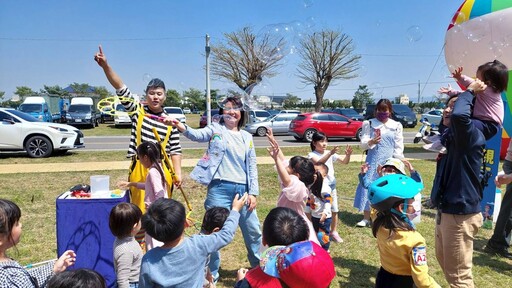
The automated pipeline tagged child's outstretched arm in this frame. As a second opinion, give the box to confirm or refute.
[266,128,285,161]
[267,140,293,187]
[337,145,353,164]
[402,159,423,183]
[311,146,340,165]
[117,180,144,190]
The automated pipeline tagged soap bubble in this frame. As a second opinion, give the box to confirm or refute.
[463,17,490,42]
[215,83,248,110]
[370,82,384,97]
[244,78,274,110]
[406,25,423,42]
[142,73,152,84]
[256,23,294,63]
[302,0,314,8]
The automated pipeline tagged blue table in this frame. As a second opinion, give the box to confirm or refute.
[56,192,129,288]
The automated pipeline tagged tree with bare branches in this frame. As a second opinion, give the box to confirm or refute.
[210,27,285,93]
[297,29,360,112]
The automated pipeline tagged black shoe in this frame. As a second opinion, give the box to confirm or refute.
[484,244,512,259]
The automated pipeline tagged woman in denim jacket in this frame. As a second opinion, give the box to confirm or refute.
[166,97,262,283]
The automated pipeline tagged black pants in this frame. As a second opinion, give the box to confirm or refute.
[488,159,512,249]
[375,267,414,288]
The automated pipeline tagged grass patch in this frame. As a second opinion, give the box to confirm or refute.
[1,156,510,287]
[0,145,429,165]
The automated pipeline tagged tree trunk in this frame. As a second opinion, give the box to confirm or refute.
[314,86,324,112]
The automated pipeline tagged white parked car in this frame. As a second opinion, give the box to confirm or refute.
[244,113,298,136]
[182,108,192,114]
[0,108,84,158]
[114,104,131,127]
[164,107,186,123]
[420,109,443,126]
[249,109,271,123]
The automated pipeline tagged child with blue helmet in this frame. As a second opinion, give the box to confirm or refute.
[369,174,440,288]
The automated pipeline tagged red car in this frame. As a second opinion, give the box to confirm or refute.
[199,109,220,128]
[288,112,363,142]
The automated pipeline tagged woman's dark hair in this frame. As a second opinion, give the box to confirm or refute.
[374,99,393,117]
[477,60,509,93]
[142,198,186,243]
[145,78,166,93]
[46,269,106,288]
[201,207,230,234]
[310,132,327,151]
[371,200,414,238]
[218,97,248,130]
[109,203,142,238]
[137,141,167,189]
[289,156,323,198]
[263,207,309,246]
[0,199,22,250]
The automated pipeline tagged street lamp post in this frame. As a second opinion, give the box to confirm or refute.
[205,34,211,126]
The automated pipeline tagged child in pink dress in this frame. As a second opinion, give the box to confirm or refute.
[266,128,322,245]
[118,141,169,250]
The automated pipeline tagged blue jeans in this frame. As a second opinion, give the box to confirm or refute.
[205,179,262,280]
[129,283,139,288]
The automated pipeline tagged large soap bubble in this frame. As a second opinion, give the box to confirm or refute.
[244,78,274,110]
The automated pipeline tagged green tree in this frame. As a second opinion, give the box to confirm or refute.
[164,89,181,107]
[297,29,360,112]
[69,83,92,95]
[352,85,374,109]
[282,93,301,109]
[183,88,205,111]
[211,26,284,92]
[39,85,69,97]
[15,86,37,101]
[93,86,111,99]
[0,91,4,102]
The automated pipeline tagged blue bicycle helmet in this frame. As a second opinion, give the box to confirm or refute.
[368,174,424,212]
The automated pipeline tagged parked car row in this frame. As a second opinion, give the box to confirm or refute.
[0,108,84,158]
[364,104,417,128]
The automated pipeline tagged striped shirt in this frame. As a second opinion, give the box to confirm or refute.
[117,86,182,157]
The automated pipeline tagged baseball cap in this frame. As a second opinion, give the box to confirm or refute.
[259,240,335,288]
[381,157,406,175]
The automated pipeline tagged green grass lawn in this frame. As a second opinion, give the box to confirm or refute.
[1,148,511,287]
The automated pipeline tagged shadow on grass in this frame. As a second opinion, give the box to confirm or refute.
[338,210,366,227]
[332,257,377,287]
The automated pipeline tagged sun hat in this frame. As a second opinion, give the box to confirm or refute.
[381,157,406,175]
[368,174,424,212]
[259,240,335,288]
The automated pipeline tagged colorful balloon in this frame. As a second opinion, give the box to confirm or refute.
[445,0,512,158]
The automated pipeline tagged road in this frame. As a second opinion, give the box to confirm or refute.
[83,132,418,151]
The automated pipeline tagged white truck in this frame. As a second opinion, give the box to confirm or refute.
[66,97,100,128]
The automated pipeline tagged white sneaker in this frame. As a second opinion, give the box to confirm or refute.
[423,141,447,154]
[422,135,441,144]
[355,219,371,227]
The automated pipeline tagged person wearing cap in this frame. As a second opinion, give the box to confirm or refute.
[359,157,422,190]
[369,174,440,288]
[167,96,262,283]
[430,80,487,287]
[236,240,335,288]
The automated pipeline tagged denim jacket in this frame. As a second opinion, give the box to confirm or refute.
[183,122,260,195]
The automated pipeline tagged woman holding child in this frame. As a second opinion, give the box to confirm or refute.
[166,97,262,282]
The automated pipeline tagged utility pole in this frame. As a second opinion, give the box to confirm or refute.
[205,34,211,126]
[417,80,421,104]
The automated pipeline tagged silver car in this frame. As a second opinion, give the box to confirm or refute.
[244,113,298,136]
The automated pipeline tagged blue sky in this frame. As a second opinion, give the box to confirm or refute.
[0,0,464,103]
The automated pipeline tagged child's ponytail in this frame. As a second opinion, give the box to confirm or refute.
[309,170,324,199]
